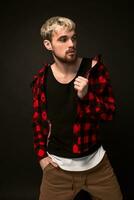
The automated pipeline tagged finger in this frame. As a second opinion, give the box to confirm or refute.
[75,78,88,85]
[74,79,88,86]
[49,159,58,167]
[74,80,81,86]
[51,162,59,168]
[74,82,83,88]
[74,84,82,91]
[76,76,88,81]
[74,79,81,84]
[74,79,87,87]
[48,157,53,162]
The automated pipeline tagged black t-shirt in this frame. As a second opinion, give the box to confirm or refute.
[45,58,91,157]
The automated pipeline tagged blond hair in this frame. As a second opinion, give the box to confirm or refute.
[40,16,76,41]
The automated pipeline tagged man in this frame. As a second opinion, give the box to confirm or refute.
[31,16,123,200]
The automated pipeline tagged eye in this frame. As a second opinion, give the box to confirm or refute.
[72,34,77,41]
[59,36,67,42]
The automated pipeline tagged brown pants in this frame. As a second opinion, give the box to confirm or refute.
[39,153,123,200]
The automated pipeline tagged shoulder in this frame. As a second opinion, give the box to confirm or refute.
[91,54,109,72]
[30,64,49,88]
[91,54,102,67]
[88,54,110,79]
[90,55,111,81]
[34,64,49,78]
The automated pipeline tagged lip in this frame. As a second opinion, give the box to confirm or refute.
[67,51,75,54]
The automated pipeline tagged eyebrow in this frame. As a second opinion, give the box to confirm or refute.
[58,35,67,40]
[57,33,77,40]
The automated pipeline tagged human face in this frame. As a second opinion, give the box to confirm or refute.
[49,26,77,63]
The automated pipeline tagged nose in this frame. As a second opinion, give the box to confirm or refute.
[68,38,75,47]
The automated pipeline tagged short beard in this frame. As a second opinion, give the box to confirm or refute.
[52,51,77,64]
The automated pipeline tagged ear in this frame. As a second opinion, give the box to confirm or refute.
[43,40,52,51]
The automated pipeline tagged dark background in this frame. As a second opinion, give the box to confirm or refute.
[0,0,133,199]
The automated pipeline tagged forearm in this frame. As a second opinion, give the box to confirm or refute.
[91,64,116,121]
[32,96,48,161]
[94,91,116,121]
[33,121,48,161]
[80,63,116,121]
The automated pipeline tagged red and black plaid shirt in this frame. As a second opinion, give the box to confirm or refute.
[31,55,116,161]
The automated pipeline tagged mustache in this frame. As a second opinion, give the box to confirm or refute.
[66,48,76,53]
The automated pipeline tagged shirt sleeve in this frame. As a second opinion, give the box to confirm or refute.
[81,56,116,122]
[93,63,116,121]
[31,75,49,161]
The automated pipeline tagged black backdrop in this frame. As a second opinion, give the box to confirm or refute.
[0,1,133,199]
